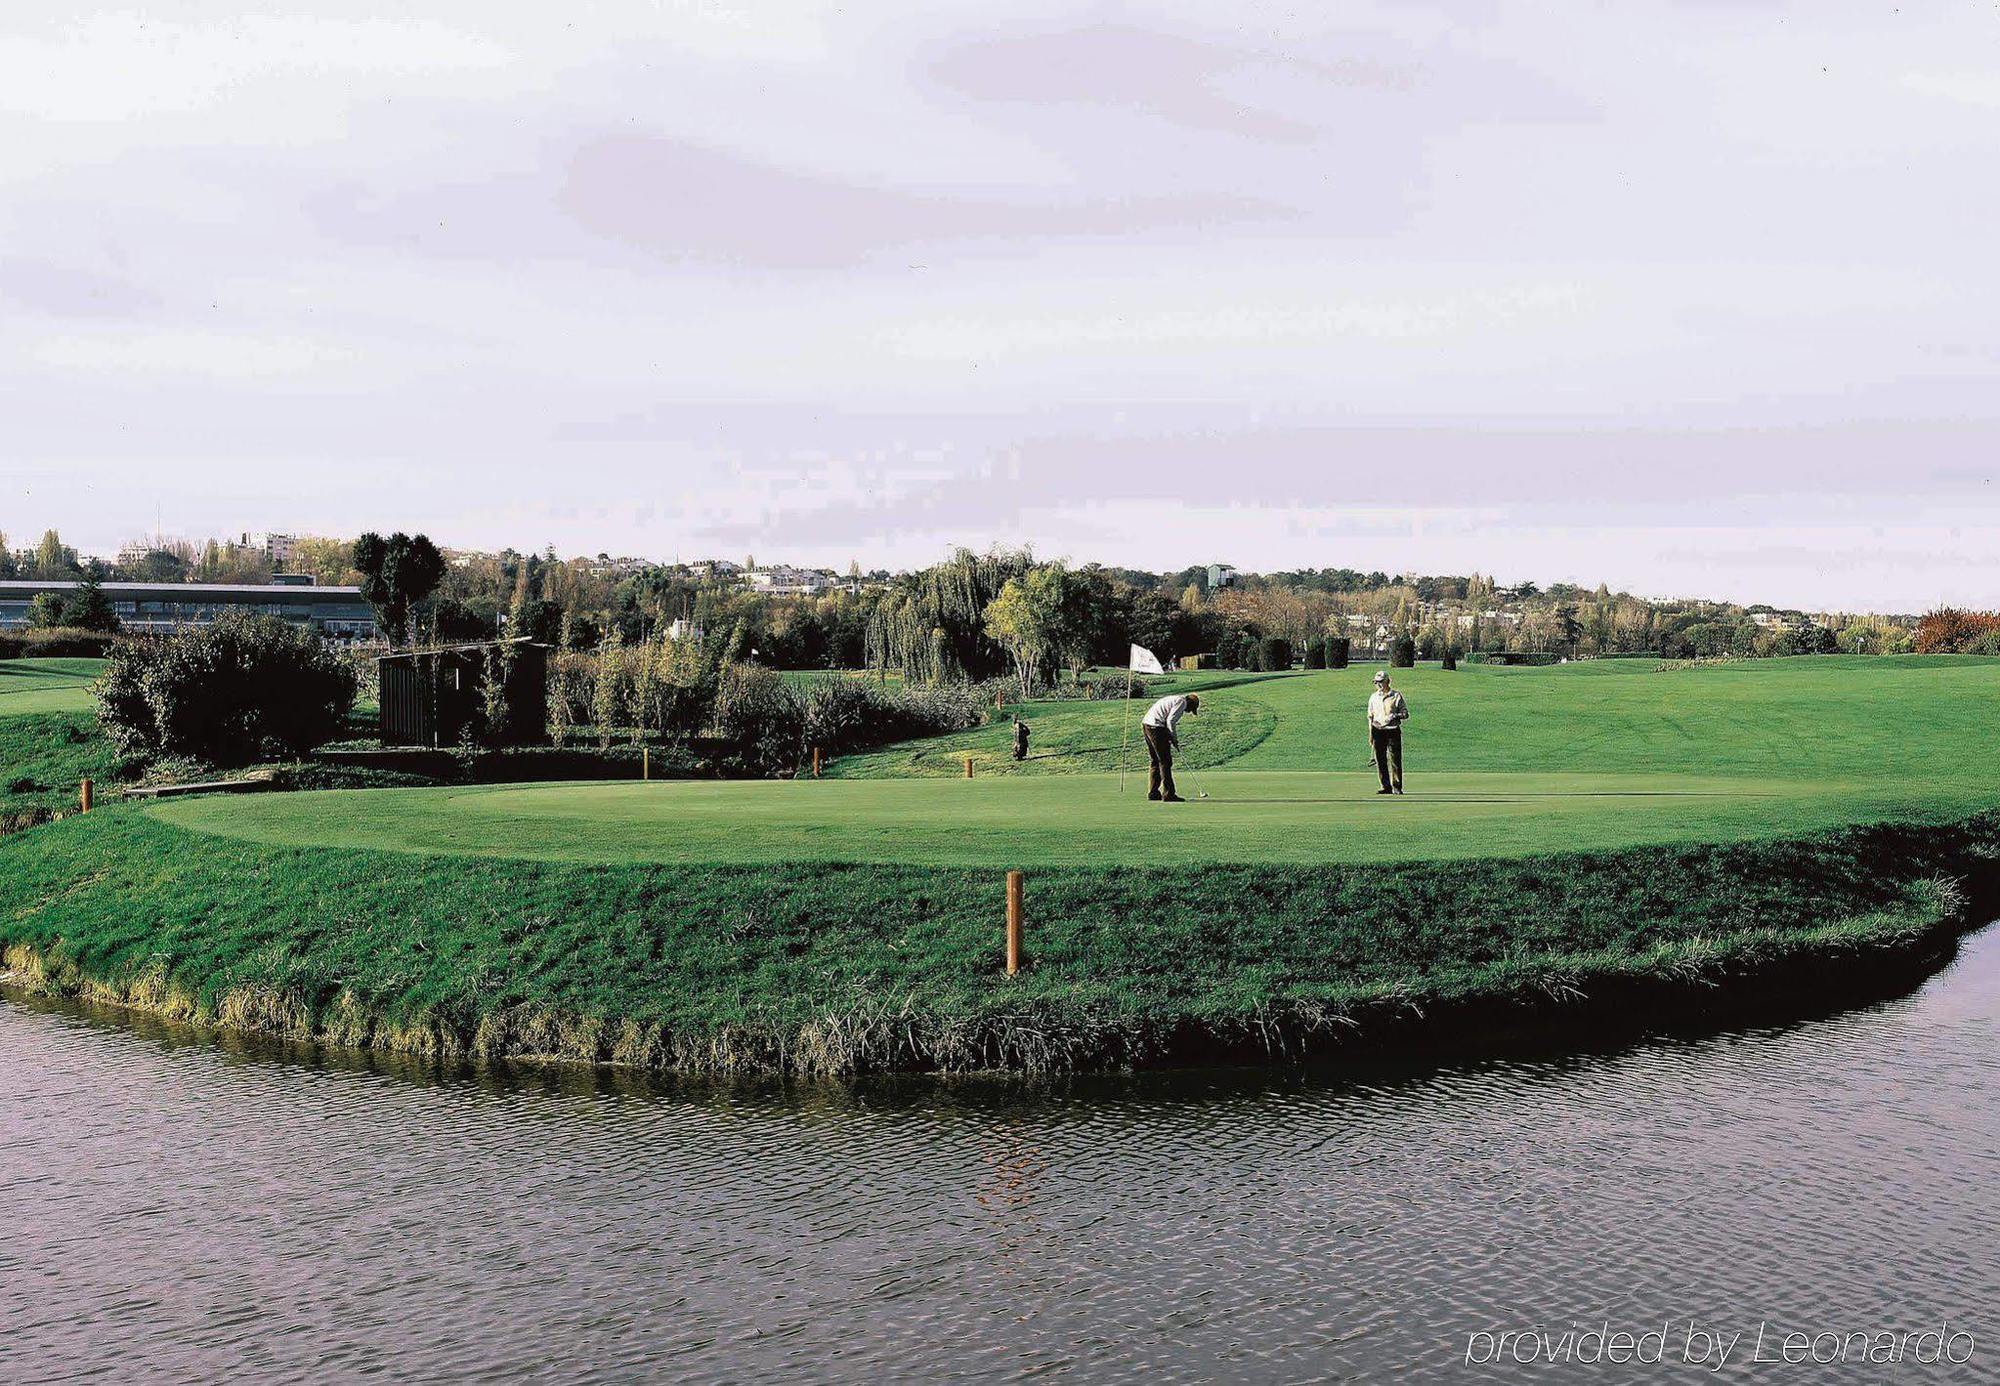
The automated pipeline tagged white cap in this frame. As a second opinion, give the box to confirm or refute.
[1373,670,1390,683]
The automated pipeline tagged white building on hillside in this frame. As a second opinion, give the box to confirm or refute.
[744,565,833,596]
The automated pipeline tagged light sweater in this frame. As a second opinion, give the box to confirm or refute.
[1367,688,1409,730]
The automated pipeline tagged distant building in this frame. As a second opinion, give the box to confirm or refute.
[1208,564,1238,589]
[0,578,376,638]
[743,565,833,596]
[239,532,299,568]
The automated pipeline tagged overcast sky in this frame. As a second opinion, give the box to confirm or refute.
[3,2,1997,610]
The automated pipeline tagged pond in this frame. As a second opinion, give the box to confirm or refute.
[5,927,1997,1382]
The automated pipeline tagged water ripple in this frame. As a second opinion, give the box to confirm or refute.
[4,929,1999,1382]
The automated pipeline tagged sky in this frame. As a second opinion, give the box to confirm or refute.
[2,1,1997,612]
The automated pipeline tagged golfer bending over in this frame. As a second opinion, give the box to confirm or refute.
[1367,671,1409,795]
[1141,691,1200,802]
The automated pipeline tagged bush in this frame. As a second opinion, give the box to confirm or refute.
[1086,676,1147,700]
[1915,607,2000,654]
[1257,637,1293,672]
[94,614,358,766]
[800,677,986,754]
[713,663,806,775]
[0,628,121,659]
[1326,636,1351,670]
[1302,639,1326,669]
[1214,629,1243,670]
[1968,631,2000,657]
[1389,636,1416,668]
[1441,646,1457,671]
[27,576,118,633]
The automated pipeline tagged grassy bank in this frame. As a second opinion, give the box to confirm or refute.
[1,808,1988,1074]
[0,659,116,819]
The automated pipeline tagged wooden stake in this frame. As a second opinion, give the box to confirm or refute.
[642,746,650,781]
[79,778,93,813]
[812,746,822,778]
[1005,870,1024,976]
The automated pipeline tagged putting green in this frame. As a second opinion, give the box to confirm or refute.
[148,655,2000,868]
[153,769,1970,868]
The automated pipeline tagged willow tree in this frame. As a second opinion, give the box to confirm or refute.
[865,547,1034,683]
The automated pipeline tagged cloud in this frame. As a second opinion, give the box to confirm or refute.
[0,260,161,318]
[557,135,1291,267]
[32,330,358,378]
[927,24,1414,141]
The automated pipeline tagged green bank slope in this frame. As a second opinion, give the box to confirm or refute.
[0,658,114,818]
[2,809,1984,1073]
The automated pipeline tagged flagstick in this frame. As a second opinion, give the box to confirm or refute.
[1118,662,1134,793]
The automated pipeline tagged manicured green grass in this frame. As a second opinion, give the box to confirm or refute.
[152,657,2000,867]
[0,659,114,815]
[827,669,1284,777]
[149,770,1968,868]
[13,656,2000,1073]
[0,657,103,716]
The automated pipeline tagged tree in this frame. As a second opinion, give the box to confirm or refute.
[983,565,1085,697]
[26,573,118,632]
[291,536,360,587]
[1554,604,1583,659]
[126,548,191,582]
[34,529,73,577]
[352,531,446,644]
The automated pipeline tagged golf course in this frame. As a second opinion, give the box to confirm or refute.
[5,655,1999,1072]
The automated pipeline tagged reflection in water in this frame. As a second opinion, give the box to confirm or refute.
[4,929,1999,1383]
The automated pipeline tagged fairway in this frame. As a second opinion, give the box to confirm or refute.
[0,658,103,717]
[151,656,2000,868]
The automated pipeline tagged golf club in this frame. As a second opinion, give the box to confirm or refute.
[1182,766,1211,800]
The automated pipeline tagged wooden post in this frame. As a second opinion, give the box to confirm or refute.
[996,688,1004,711]
[812,746,822,778]
[79,778,93,814]
[642,746,650,781]
[1005,870,1023,976]
[964,755,974,779]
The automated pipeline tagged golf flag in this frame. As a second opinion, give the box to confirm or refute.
[1129,643,1165,675]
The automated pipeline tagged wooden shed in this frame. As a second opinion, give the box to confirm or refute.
[378,640,548,747]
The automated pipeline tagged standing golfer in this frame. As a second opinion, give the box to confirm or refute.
[1141,691,1200,802]
[1012,716,1031,761]
[1367,671,1409,795]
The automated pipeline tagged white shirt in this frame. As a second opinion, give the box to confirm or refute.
[1142,694,1194,740]
[1368,688,1409,730]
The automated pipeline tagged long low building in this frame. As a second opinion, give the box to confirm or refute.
[0,577,377,638]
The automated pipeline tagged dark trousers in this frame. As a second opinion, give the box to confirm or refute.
[1143,724,1177,799]
[1371,725,1403,791]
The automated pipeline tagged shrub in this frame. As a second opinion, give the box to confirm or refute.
[1257,637,1293,671]
[1303,639,1326,669]
[94,614,358,766]
[713,663,806,775]
[0,628,120,659]
[1326,636,1351,670]
[1214,629,1243,670]
[1389,636,1416,668]
[802,677,988,753]
[1968,631,2000,657]
[1086,676,1147,700]
[1915,607,2000,654]
[26,576,118,633]
[1441,646,1458,671]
